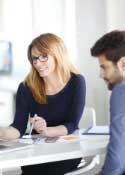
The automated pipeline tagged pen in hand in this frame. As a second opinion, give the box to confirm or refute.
[29,114,37,136]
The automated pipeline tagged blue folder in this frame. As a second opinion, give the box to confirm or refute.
[82,126,110,135]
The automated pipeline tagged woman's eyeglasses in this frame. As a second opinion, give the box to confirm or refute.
[32,55,48,64]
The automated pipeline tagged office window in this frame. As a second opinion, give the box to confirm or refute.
[0,40,12,74]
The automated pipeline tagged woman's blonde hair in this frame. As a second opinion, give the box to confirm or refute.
[24,33,79,104]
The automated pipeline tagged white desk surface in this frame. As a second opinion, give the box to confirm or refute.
[0,135,109,169]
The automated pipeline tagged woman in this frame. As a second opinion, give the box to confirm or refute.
[0,33,86,175]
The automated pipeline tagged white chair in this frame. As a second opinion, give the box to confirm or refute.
[65,107,100,175]
[65,155,100,175]
[78,107,96,136]
[79,107,96,129]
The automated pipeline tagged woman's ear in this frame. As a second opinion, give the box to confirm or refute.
[117,57,125,72]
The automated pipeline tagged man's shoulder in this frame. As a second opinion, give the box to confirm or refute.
[113,82,125,91]
[112,82,125,96]
[110,82,125,116]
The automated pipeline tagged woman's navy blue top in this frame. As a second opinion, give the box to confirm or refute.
[11,73,86,136]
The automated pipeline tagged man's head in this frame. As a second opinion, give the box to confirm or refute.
[91,30,125,90]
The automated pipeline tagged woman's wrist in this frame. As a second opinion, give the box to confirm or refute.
[39,128,48,137]
[39,125,68,137]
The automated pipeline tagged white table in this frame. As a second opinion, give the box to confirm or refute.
[0,135,109,174]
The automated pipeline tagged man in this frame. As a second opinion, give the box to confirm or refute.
[91,30,125,175]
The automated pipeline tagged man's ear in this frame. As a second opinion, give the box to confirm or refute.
[117,57,125,72]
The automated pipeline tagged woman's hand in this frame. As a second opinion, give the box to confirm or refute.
[30,115,47,135]
[30,115,68,137]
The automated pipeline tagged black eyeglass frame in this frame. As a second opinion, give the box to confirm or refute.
[32,55,48,64]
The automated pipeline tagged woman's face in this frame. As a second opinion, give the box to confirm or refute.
[31,47,56,78]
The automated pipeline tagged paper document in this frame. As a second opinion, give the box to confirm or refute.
[21,135,77,144]
[20,134,84,144]
[20,134,45,144]
[83,125,109,135]
[0,140,33,154]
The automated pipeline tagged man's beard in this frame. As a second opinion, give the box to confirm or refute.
[105,76,123,90]
[107,82,115,90]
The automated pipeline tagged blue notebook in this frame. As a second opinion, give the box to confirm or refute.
[82,126,110,135]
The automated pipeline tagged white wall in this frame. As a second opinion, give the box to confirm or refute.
[106,0,125,30]
[0,0,4,32]
[75,0,109,125]
[1,0,32,78]
[31,0,77,64]
[31,0,65,38]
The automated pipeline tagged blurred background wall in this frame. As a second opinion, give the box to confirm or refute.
[0,0,124,126]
